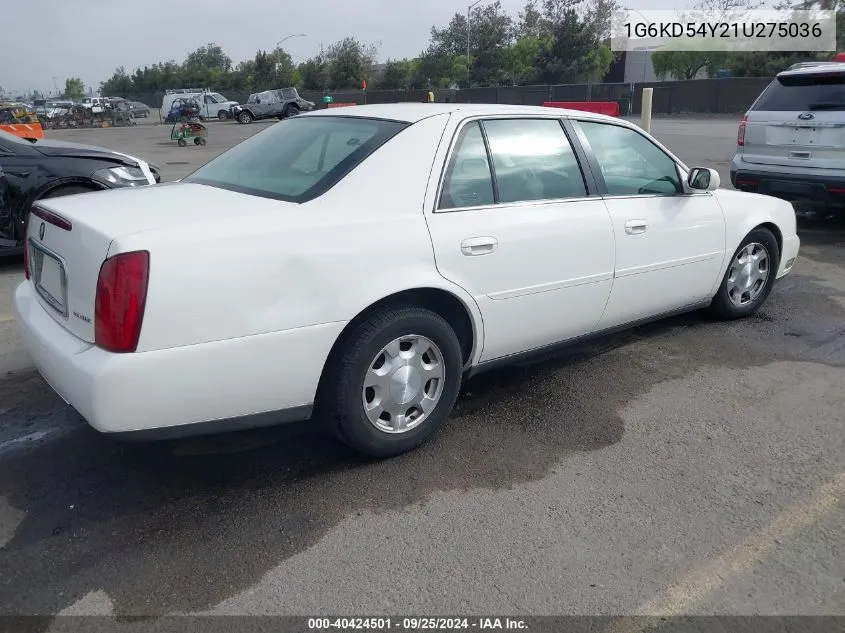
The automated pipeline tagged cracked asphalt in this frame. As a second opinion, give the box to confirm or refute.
[0,117,842,624]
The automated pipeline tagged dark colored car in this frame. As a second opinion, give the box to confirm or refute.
[165,98,201,123]
[230,87,315,124]
[0,129,160,255]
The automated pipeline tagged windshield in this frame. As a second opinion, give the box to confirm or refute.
[210,93,226,103]
[754,73,845,111]
[184,115,408,203]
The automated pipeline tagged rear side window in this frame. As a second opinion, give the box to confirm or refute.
[753,73,845,111]
[439,122,495,209]
[482,118,587,203]
[184,116,408,203]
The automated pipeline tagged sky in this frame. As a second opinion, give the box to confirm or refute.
[0,0,681,97]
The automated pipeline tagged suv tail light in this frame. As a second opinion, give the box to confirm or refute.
[95,251,150,353]
[23,239,30,280]
[737,115,748,146]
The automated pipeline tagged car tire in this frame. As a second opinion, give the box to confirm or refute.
[708,227,780,320]
[317,306,463,458]
[238,111,253,124]
[217,110,229,121]
[283,105,300,118]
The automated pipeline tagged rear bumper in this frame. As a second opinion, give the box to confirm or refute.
[779,234,800,279]
[13,281,345,437]
[731,158,845,202]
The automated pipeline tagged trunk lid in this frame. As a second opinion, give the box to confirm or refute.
[741,68,845,170]
[25,182,296,343]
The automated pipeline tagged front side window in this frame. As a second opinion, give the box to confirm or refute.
[439,122,495,209]
[578,121,682,196]
[204,95,216,104]
[282,88,297,100]
[482,118,586,203]
[184,116,408,203]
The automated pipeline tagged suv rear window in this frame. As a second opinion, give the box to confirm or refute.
[184,116,408,203]
[752,72,845,111]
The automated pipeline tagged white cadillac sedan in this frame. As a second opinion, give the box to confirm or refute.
[13,104,800,457]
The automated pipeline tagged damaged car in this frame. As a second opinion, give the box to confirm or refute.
[0,129,159,255]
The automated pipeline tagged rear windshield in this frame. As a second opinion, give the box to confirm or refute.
[753,73,845,111]
[184,115,408,203]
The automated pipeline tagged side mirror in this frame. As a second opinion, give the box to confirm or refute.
[687,167,720,192]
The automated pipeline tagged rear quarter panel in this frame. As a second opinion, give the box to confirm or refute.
[116,112,484,354]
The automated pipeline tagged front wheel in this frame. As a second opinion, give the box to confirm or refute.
[217,110,229,121]
[317,306,463,458]
[238,111,253,124]
[709,227,780,320]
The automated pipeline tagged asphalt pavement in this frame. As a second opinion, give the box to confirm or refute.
[0,116,842,624]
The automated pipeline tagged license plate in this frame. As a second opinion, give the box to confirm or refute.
[30,240,68,317]
[793,127,818,146]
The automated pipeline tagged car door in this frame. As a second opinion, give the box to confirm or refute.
[425,116,616,362]
[202,94,217,119]
[571,119,726,330]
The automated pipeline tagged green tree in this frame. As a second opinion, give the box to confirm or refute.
[651,50,721,80]
[299,56,329,90]
[506,36,546,84]
[64,77,85,98]
[323,37,378,89]
[378,59,414,89]
[536,9,609,83]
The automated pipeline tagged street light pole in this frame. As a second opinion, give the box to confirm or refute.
[276,33,306,78]
[467,0,482,88]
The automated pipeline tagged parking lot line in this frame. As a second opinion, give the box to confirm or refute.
[607,471,845,630]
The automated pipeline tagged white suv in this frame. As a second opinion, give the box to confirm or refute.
[731,62,845,214]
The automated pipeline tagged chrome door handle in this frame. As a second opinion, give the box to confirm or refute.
[460,236,498,256]
[625,220,648,235]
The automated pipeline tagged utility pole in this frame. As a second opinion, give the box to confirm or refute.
[276,33,306,78]
[467,0,482,88]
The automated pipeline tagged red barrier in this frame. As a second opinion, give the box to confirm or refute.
[327,102,357,108]
[543,101,620,117]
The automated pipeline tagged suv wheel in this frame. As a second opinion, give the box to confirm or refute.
[217,110,229,121]
[238,111,253,124]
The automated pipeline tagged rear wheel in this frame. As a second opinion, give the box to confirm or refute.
[317,306,463,458]
[709,227,780,320]
[177,138,187,147]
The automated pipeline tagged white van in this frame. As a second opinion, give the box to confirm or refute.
[161,89,239,121]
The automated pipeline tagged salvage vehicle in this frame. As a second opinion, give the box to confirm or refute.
[161,89,239,121]
[0,129,159,255]
[231,87,315,124]
[732,62,845,215]
[13,104,799,458]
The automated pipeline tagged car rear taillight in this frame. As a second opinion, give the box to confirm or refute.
[23,239,30,280]
[737,115,748,146]
[94,251,150,353]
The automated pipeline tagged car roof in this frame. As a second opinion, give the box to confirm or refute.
[304,103,623,124]
[778,61,845,77]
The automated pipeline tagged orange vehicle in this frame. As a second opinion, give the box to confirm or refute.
[0,103,44,138]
